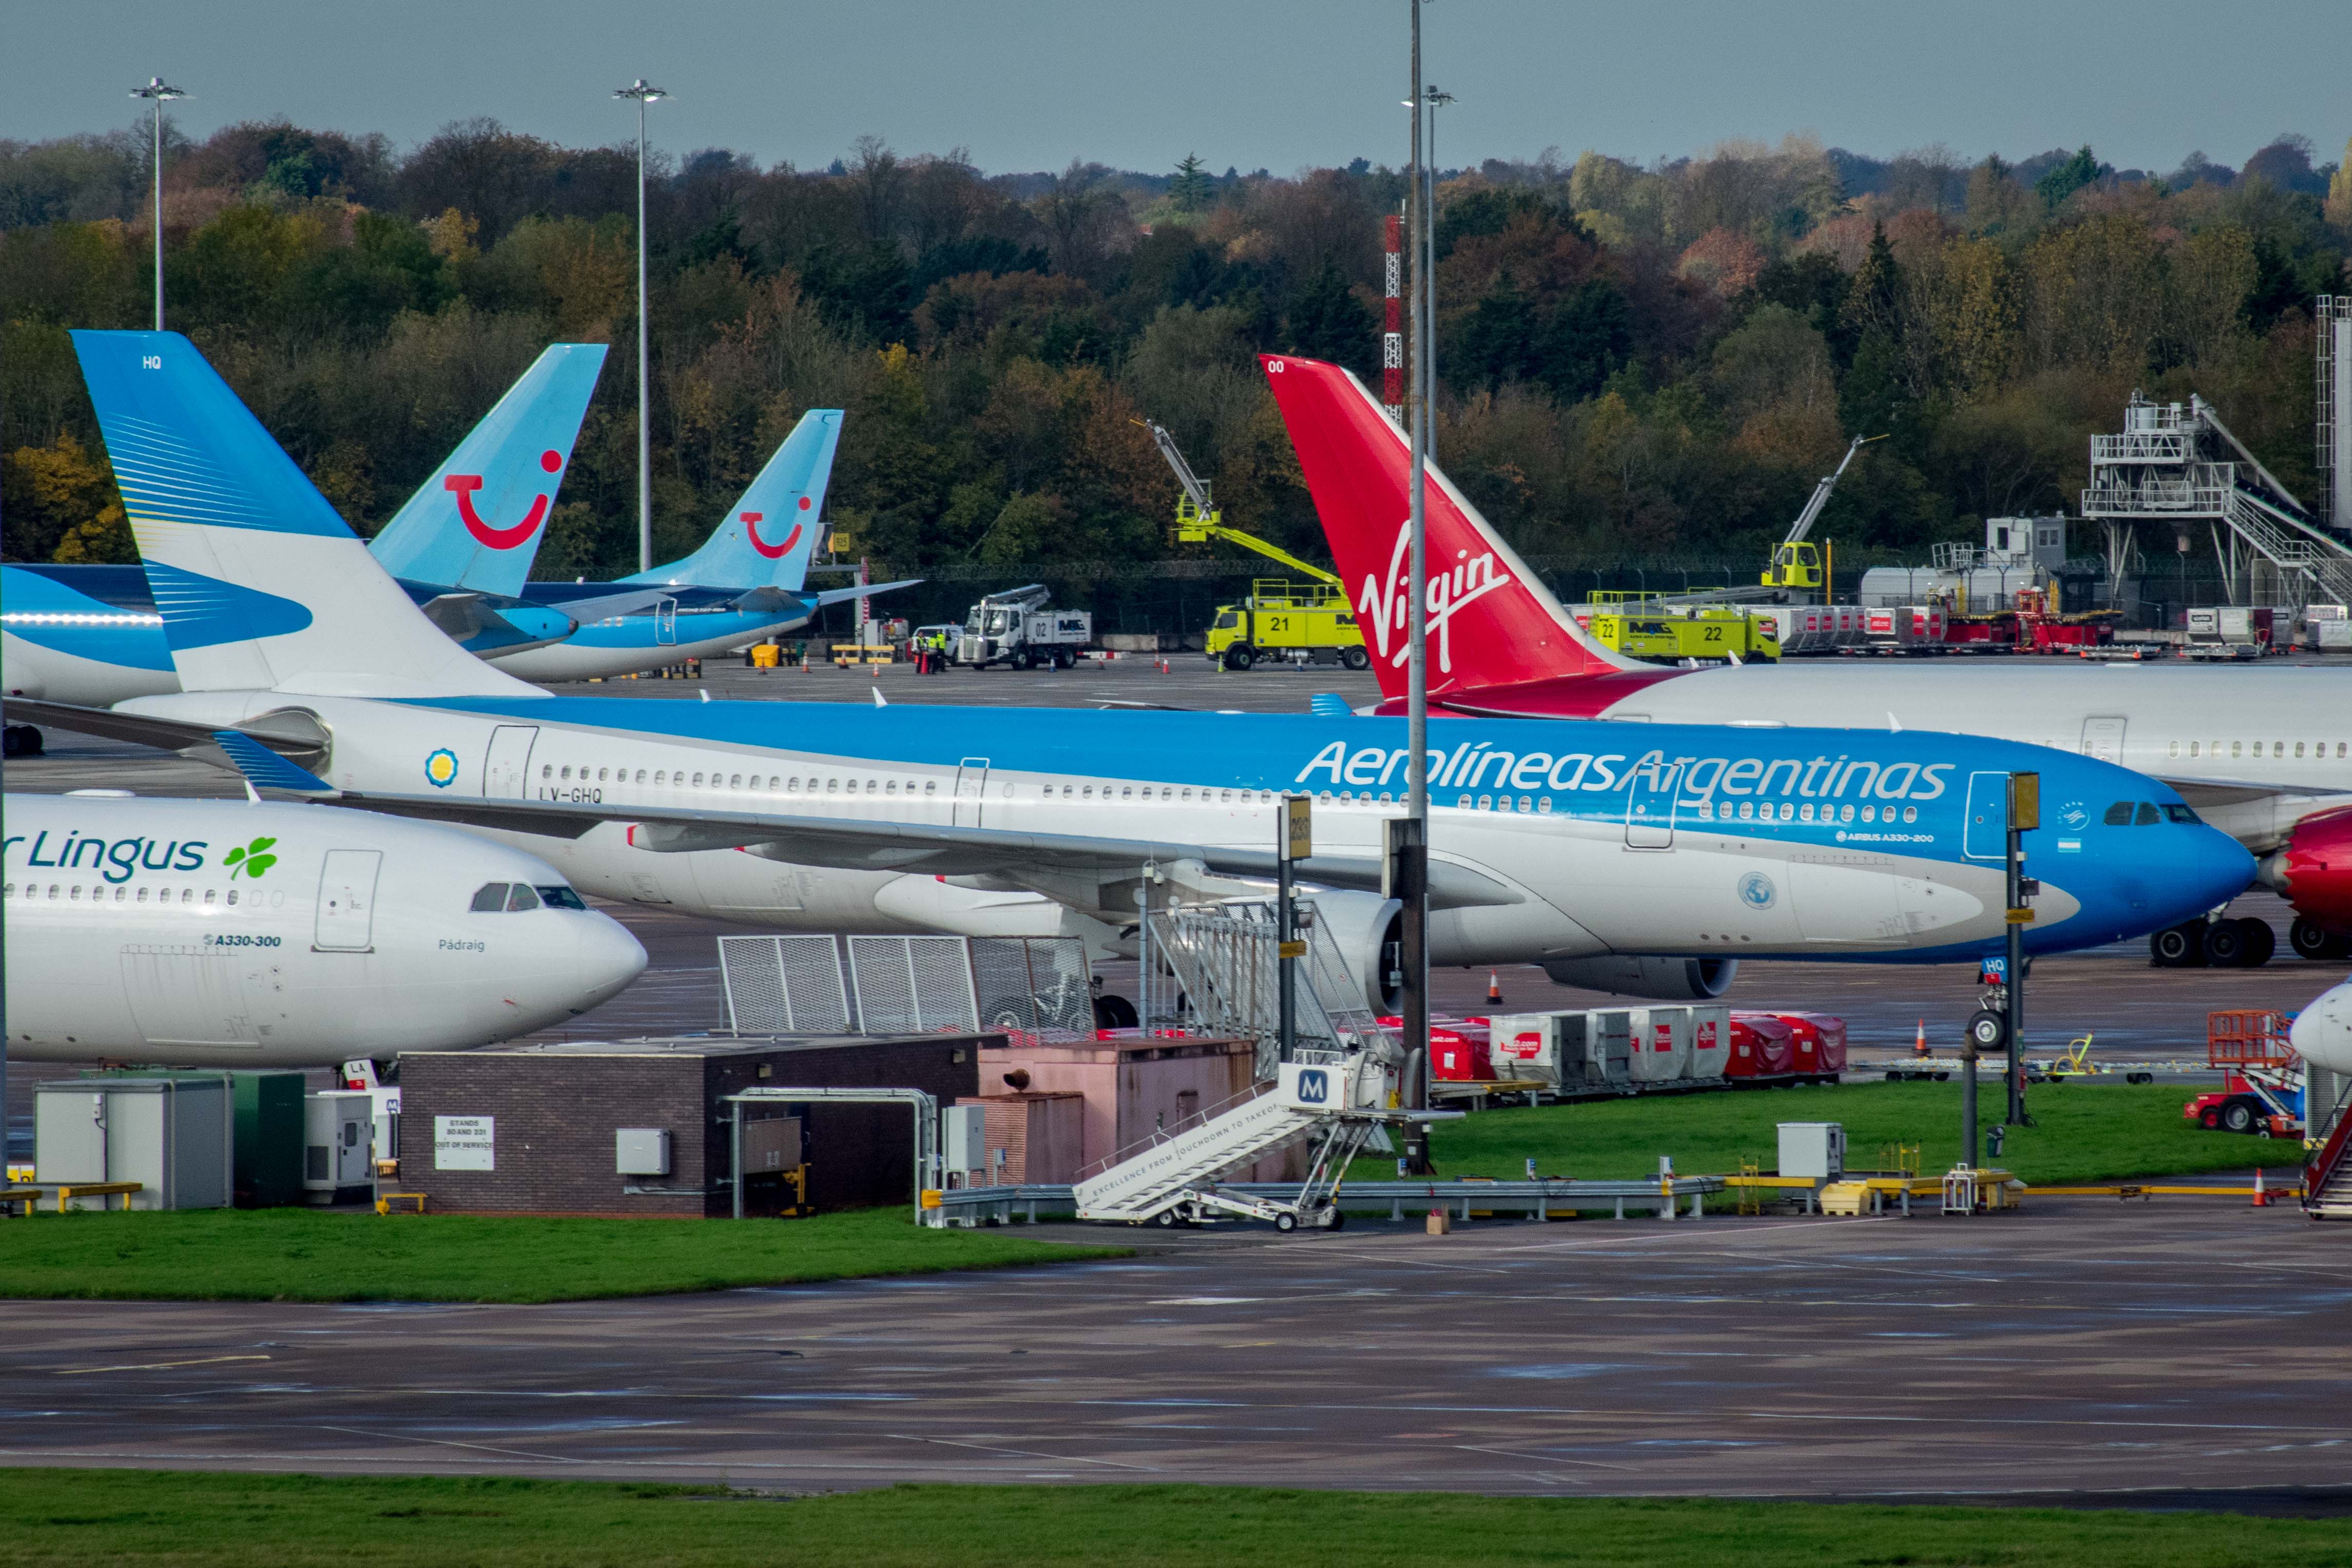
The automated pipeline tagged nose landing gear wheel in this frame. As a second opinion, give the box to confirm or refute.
[1966,1009,2007,1051]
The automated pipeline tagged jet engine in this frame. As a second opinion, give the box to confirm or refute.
[1540,953,1738,1001]
[1302,890,1403,1014]
[2259,805,2352,959]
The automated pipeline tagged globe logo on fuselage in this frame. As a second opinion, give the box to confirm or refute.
[1738,871,1776,910]
[425,748,460,788]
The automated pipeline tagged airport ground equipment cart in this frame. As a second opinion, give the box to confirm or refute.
[953,584,1092,670]
[2189,1009,2305,1138]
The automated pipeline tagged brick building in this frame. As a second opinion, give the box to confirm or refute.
[395,1034,989,1217]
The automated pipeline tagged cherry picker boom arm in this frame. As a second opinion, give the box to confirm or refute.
[1784,433,1885,549]
[1138,417,1343,589]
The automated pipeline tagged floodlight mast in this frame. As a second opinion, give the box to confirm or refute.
[129,77,187,331]
[614,78,669,573]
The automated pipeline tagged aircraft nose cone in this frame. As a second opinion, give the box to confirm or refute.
[575,911,649,1006]
[2191,829,2258,919]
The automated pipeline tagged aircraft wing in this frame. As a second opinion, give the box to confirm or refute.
[537,586,678,621]
[3,697,330,770]
[811,579,922,609]
[317,789,1522,910]
[2153,775,2302,810]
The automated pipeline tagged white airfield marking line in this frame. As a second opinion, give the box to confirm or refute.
[880,1432,1163,1473]
[314,1424,584,1465]
[55,1354,272,1375]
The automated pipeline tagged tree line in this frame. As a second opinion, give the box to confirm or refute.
[4,117,2347,610]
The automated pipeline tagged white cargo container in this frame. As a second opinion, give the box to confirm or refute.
[1625,1005,1693,1082]
[1690,1006,1731,1078]
[1486,1011,1575,1084]
[1558,1010,1633,1087]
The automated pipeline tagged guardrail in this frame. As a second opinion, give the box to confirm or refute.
[935,1175,1727,1226]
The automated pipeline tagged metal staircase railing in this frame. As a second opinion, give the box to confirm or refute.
[2305,1080,2352,1219]
[2225,486,2352,607]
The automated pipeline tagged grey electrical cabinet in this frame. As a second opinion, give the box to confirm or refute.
[1778,1121,1846,1181]
[304,1091,375,1201]
[616,1128,672,1176]
[34,1078,233,1210]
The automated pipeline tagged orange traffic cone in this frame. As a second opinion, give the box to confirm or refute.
[1913,1019,1928,1058]
[2251,1169,2267,1208]
[1486,971,1504,1005]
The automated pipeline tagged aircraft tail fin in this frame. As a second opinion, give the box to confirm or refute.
[1257,354,1641,697]
[366,343,608,597]
[624,409,843,591]
[72,330,540,698]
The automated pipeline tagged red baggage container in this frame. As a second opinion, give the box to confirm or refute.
[1727,1013,1795,1077]
[1776,1012,1848,1075]
[1380,1017,1495,1081]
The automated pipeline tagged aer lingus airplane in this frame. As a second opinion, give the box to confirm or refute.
[3,781,646,1069]
[15,328,2253,1008]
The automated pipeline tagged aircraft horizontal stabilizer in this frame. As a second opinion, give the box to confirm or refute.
[321,790,1523,911]
[811,579,922,609]
[211,730,334,795]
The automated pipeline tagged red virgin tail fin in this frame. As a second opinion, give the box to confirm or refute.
[1259,354,1640,700]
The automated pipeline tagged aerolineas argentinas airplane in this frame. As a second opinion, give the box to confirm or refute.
[1258,352,2352,968]
[29,331,2253,1005]
[2,783,646,1067]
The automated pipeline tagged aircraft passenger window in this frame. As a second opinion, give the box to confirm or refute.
[636,770,647,783]
[1903,807,1918,823]
[1538,798,1552,814]
[730,775,742,789]
[770,777,780,790]
[535,885,587,910]
[826,778,838,793]
[2169,741,2180,758]
[1839,805,1855,823]
[1518,796,1532,812]
[181,889,193,904]
[1780,803,1794,820]
[46,885,58,899]
[2102,802,2132,825]
[70,885,82,900]
[136,887,148,903]
[1862,806,1876,822]
[2274,742,2285,757]
[1457,794,1472,809]
[924,781,936,794]
[2231,742,2242,758]
[2134,802,2161,825]
[598,768,608,781]
[2296,742,2306,758]
[1738,801,1753,819]
[1121,787,1132,799]
[225,890,237,906]
[505,885,542,912]
[1800,803,1814,820]
[203,890,216,904]
[470,884,509,912]
[693,773,705,788]
[2189,741,2200,756]
[542,765,553,778]
[886,780,897,794]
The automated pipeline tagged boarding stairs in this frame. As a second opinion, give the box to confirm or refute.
[1072,1056,1405,1229]
[2305,1081,2352,1221]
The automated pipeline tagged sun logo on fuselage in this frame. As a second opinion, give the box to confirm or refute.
[425,749,460,789]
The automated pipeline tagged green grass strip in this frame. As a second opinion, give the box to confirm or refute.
[5,1472,2346,1567]
[0,1206,1127,1304]
[1427,1080,2269,1187]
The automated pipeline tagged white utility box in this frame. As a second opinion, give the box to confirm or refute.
[616,1128,672,1176]
[1778,1121,1846,1180]
[304,1090,375,1201]
[941,1103,988,1186]
[34,1077,232,1210]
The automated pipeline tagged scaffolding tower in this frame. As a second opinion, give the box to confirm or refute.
[2080,389,2352,613]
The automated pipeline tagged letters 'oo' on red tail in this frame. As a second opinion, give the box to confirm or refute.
[1258,354,1649,706]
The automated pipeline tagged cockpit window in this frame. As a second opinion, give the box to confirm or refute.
[504,884,542,912]
[535,885,587,911]
[470,883,509,912]
[2134,802,2161,826]
[2101,802,2132,826]
[2164,803,2199,824]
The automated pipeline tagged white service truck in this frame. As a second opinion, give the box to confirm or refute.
[954,584,1092,670]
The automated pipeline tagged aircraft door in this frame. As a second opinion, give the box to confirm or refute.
[655,598,678,645]
[483,725,538,798]
[952,758,990,827]
[314,849,382,952]
[1623,758,1679,849]
[2080,715,2127,762]
[1963,771,2008,861]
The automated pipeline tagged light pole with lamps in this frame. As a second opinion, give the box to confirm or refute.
[129,76,187,331]
[614,78,668,573]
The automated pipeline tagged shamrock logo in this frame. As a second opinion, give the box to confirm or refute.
[224,836,279,879]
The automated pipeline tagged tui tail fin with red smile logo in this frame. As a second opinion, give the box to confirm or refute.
[1258,354,1642,701]
[621,408,843,592]
[366,342,609,597]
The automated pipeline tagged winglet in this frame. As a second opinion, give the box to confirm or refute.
[212,730,334,795]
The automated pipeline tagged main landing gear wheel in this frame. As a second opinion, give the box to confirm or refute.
[2290,916,2352,962]
[2204,919,2272,967]
[2150,922,2206,967]
[2,724,42,758]
[1966,1009,2007,1051]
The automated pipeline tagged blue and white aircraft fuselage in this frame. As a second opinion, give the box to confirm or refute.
[118,689,2254,975]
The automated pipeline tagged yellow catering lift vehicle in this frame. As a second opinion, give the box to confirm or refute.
[1580,594,1781,664]
[1139,419,1370,672]
[1760,433,1883,599]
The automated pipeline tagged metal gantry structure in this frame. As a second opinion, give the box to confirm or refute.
[2080,389,2352,612]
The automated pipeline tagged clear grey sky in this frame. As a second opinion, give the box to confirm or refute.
[9,0,2344,177]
